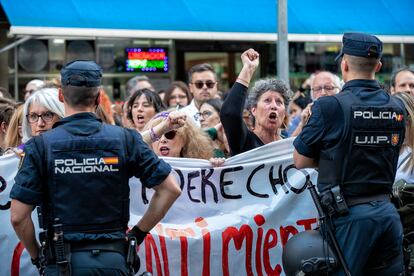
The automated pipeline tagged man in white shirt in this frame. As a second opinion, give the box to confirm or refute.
[181,63,218,126]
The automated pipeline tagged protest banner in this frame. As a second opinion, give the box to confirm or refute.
[1,137,318,275]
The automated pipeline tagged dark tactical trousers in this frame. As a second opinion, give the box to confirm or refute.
[332,200,404,276]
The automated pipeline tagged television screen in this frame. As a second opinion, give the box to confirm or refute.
[125,48,168,72]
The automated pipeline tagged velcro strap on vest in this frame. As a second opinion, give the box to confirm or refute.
[70,240,127,255]
[346,194,390,207]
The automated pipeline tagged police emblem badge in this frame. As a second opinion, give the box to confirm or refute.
[391,134,400,146]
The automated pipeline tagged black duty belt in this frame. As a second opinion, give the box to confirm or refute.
[70,240,127,256]
[345,194,391,207]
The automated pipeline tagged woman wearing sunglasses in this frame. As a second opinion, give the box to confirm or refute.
[221,49,291,156]
[22,88,65,144]
[143,111,214,160]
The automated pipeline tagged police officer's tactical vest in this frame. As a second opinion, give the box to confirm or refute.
[317,90,406,197]
[39,123,130,233]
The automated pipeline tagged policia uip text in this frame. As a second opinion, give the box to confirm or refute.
[293,33,406,275]
[10,60,181,275]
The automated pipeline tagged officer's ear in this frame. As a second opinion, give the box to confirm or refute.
[341,58,349,73]
[58,88,65,103]
[374,61,382,73]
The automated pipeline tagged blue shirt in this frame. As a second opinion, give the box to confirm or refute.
[286,115,301,137]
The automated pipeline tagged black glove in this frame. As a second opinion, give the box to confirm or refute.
[127,225,148,246]
[127,226,147,274]
[31,256,46,275]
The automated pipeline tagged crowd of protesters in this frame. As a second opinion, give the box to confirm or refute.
[0,50,413,168]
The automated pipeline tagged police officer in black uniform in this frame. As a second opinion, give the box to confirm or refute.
[10,60,181,275]
[293,33,406,275]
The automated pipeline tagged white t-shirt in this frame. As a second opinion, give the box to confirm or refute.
[180,100,201,127]
[395,146,414,184]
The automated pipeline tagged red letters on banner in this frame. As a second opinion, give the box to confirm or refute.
[11,242,24,276]
[140,215,317,275]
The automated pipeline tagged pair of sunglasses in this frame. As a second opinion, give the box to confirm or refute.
[163,130,177,140]
[192,80,216,89]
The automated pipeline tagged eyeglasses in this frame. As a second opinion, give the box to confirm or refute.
[26,111,56,124]
[311,85,337,93]
[163,130,177,140]
[192,80,217,89]
[199,110,213,119]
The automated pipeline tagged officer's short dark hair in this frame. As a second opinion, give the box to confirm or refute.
[126,88,166,121]
[188,63,216,83]
[391,67,414,88]
[344,54,380,73]
[62,86,100,108]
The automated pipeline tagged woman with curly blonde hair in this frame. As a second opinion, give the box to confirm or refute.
[143,111,214,160]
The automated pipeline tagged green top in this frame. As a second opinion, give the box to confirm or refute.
[205,127,226,158]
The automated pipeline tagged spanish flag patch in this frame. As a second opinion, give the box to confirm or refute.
[103,157,119,165]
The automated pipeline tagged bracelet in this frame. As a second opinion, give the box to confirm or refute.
[237,77,249,86]
[154,111,170,120]
[149,128,159,142]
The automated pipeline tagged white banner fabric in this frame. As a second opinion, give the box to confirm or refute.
[1,137,318,276]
